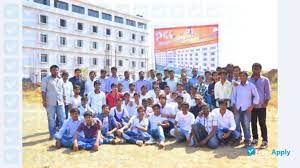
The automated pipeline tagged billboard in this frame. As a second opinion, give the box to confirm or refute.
[154,25,219,75]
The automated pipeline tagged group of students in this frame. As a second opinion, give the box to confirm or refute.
[41,62,271,151]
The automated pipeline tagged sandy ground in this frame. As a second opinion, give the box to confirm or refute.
[23,90,278,168]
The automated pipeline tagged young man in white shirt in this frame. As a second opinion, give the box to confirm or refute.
[176,83,192,107]
[170,102,195,145]
[165,70,178,92]
[158,94,177,137]
[145,104,169,149]
[190,104,219,149]
[62,71,73,119]
[55,108,83,148]
[117,106,151,146]
[122,92,137,118]
[98,69,108,93]
[213,99,240,146]
[87,80,106,115]
[84,71,96,96]
[214,69,233,108]
[71,85,81,108]
[78,96,94,117]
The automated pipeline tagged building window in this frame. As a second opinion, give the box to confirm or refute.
[77,57,83,64]
[140,48,145,55]
[131,47,136,54]
[118,45,123,52]
[105,44,110,51]
[131,61,136,68]
[102,12,112,21]
[211,58,215,61]
[39,15,47,24]
[203,53,207,56]
[60,55,66,64]
[40,34,48,43]
[59,37,66,45]
[138,22,147,29]
[92,26,98,33]
[211,52,215,56]
[131,34,136,40]
[140,62,145,68]
[203,63,207,66]
[114,16,124,24]
[118,60,123,67]
[203,58,207,61]
[34,0,50,6]
[126,19,136,27]
[92,42,97,49]
[106,59,110,66]
[41,70,48,80]
[92,58,97,65]
[211,64,215,67]
[118,31,123,38]
[59,19,67,27]
[140,35,145,42]
[72,5,85,14]
[88,9,99,18]
[105,28,111,36]
[77,22,83,31]
[54,0,68,10]
[40,54,48,63]
[77,40,83,47]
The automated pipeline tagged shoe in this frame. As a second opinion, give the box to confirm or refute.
[145,137,156,145]
[158,141,165,149]
[111,139,117,144]
[231,139,241,147]
[260,141,268,149]
[136,140,143,146]
[243,142,251,148]
[251,139,258,146]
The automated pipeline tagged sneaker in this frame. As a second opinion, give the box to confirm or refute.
[260,141,268,149]
[158,141,165,149]
[251,139,258,146]
[136,140,143,146]
[145,137,156,145]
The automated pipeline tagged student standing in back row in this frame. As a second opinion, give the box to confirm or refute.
[214,69,232,108]
[69,68,85,97]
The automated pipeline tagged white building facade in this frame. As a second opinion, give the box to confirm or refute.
[23,0,150,83]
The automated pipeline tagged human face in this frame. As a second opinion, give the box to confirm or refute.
[134,95,139,101]
[137,108,145,118]
[202,106,209,116]
[147,99,153,106]
[94,83,101,91]
[220,103,227,111]
[74,87,80,95]
[70,111,79,121]
[190,87,196,94]
[159,97,166,105]
[142,100,148,107]
[164,87,170,95]
[62,74,69,81]
[181,105,189,113]
[75,70,81,77]
[150,70,155,78]
[50,68,59,77]
[220,73,227,81]
[156,74,162,80]
[84,115,93,125]
[233,68,240,78]
[153,106,160,115]
[129,85,135,91]
[192,68,198,77]
[81,99,88,106]
[111,69,117,76]
[124,72,130,79]
[169,72,174,79]
[102,106,110,116]
[213,73,220,82]
[176,85,183,92]
[116,99,123,106]
[141,87,147,94]
[205,72,211,80]
[112,86,118,93]
[195,98,202,105]
[117,84,123,92]
[100,71,106,78]
[176,97,183,104]
[89,72,96,80]
[124,94,130,101]
[239,73,248,84]
[252,66,261,76]
[139,72,145,79]
[154,87,160,95]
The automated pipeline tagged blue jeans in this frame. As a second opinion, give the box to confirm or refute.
[234,110,251,143]
[64,105,70,119]
[217,128,240,143]
[123,130,151,144]
[192,123,219,149]
[54,134,75,148]
[174,128,191,142]
[77,137,103,150]
[47,105,65,138]
[101,127,115,144]
[148,126,165,143]
[207,134,219,149]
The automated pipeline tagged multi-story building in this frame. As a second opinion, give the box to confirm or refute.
[23,0,150,83]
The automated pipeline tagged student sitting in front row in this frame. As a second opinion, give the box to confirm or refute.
[145,104,169,149]
[55,108,83,149]
[190,104,219,149]
[73,111,102,151]
[117,106,151,146]
[110,97,130,128]
[77,96,95,117]
[170,102,195,145]
[97,105,118,144]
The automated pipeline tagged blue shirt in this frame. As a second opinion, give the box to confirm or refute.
[188,76,198,87]
[120,78,132,92]
[135,79,151,93]
[231,81,260,111]
[97,77,108,93]
[106,75,120,92]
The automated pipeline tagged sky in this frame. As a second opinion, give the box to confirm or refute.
[82,0,278,71]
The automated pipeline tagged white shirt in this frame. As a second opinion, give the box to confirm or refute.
[139,93,149,102]
[159,103,177,123]
[175,111,195,131]
[178,91,192,106]
[102,116,109,130]
[78,104,94,117]
[88,91,106,114]
[109,106,129,120]
[71,95,81,108]
[63,81,73,104]
[212,108,236,131]
[56,117,83,139]
[128,115,149,134]
[84,78,96,96]
[122,101,137,117]
[195,112,217,134]
[214,80,233,100]
[166,78,178,92]
[148,114,167,130]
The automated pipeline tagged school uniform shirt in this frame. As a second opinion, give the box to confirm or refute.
[188,76,198,87]
[145,106,153,118]
[177,91,192,106]
[76,118,101,139]
[139,93,149,102]
[84,78,96,96]
[166,78,178,92]
[212,108,236,131]
[63,80,73,105]
[109,106,130,121]
[97,113,117,131]
[106,75,120,92]
[128,115,149,134]
[214,80,233,107]
[78,104,94,117]
[195,113,217,134]
[71,96,81,108]
[148,114,168,130]
[135,79,152,93]
[159,103,177,123]
[97,77,108,93]
[41,75,65,106]
[175,111,195,131]
[56,117,83,139]
[120,78,132,92]
[122,101,138,117]
[166,93,172,103]
[88,91,106,114]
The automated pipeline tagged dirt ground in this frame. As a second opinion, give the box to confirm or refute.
[22,89,278,168]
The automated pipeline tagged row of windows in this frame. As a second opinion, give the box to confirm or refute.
[177,57,216,61]
[39,15,146,42]
[40,54,145,68]
[34,0,147,29]
[176,47,217,53]
[177,63,216,67]
[40,34,145,54]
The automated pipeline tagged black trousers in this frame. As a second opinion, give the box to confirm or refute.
[251,108,268,142]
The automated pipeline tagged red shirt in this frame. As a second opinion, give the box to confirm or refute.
[106,92,123,108]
